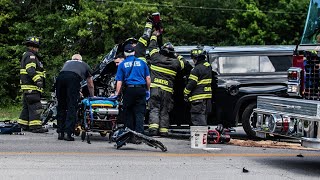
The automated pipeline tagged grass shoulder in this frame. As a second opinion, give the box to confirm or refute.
[0,106,21,121]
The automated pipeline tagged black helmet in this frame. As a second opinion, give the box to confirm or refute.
[24,36,40,48]
[123,37,138,47]
[160,42,175,57]
[191,47,206,61]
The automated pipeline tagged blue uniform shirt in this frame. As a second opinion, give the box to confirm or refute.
[115,56,150,85]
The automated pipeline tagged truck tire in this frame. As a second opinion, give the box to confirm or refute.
[241,103,258,138]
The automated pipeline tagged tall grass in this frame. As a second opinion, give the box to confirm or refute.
[0,106,21,121]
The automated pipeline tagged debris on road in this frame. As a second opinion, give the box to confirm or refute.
[242,167,249,173]
[228,139,318,150]
[297,154,304,157]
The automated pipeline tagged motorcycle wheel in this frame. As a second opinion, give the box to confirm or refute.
[41,101,54,125]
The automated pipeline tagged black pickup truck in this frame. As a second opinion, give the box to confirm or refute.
[173,45,295,137]
[80,44,295,137]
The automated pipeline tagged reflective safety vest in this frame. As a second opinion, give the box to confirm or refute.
[20,50,45,93]
[184,60,212,101]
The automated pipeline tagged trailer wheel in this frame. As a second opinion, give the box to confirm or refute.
[242,103,258,138]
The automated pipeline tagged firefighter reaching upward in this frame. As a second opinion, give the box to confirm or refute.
[18,36,48,133]
[147,30,188,137]
[184,47,213,126]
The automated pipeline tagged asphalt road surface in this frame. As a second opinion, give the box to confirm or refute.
[1,127,320,180]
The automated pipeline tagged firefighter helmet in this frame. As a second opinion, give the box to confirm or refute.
[160,42,175,57]
[191,47,206,61]
[24,36,40,48]
[123,37,138,47]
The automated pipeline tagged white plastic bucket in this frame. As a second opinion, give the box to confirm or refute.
[190,126,208,149]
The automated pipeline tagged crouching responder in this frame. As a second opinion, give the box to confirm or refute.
[56,54,94,141]
[147,30,187,137]
[18,36,48,133]
[184,47,212,126]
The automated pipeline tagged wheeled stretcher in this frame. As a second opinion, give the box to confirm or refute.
[76,97,119,143]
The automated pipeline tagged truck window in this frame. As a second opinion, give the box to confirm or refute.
[265,55,292,72]
[259,56,275,72]
[218,56,259,73]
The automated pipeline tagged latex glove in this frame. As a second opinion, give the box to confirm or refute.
[109,95,118,99]
[146,91,150,101]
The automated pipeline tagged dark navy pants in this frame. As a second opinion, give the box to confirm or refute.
[56,71,81,135]
[122,86,146,134]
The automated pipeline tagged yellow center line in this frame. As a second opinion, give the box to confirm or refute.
[0,152,320,157]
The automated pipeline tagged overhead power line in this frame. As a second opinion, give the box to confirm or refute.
[96,0,307,15]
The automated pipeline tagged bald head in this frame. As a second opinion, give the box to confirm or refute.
[72,54,82,61]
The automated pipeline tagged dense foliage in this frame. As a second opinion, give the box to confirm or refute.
[0,0,309,107]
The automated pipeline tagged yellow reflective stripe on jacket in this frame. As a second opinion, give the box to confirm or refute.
[177,55,184,69]
[151,83,173,93]
[20,69,46,78]
[189,94,212,101]
[137,57,147,63]
[159,128,168,133]
[150,35,157,41]
[203,62,210,67]
[145,23,153,29]
[184,88,191,95]
[150,65,177,76]
[149,123,159,129]
[189,74,198,82]
[18,119,29,125]
[138,37,147,46]
[25,62,36,69]
[21,85,43,92]
[32,74,41,82]
[150,49,158,56]
[198,79,212,85]
[29,120,42,126]
[20,69,28,74]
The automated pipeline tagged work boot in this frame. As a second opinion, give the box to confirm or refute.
[58,133,65,140]
[159,132,169,137]
[147,128,158,137]
[64,134,75,141]
[31,127,48,133]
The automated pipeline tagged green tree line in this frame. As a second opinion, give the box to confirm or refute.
[0,0,309,107]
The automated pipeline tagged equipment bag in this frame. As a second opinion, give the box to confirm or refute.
[0,121,21,134]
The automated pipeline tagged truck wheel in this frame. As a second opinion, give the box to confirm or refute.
[241,103,258,138]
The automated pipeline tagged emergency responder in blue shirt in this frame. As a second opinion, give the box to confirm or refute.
[113,44,151,134]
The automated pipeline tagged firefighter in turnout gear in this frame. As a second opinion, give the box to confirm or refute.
[184,47,212,126]
[122,20,153,64]
[147,30,187,137]
[18,36,48,133]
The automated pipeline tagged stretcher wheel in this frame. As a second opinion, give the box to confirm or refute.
[81,131,86,141]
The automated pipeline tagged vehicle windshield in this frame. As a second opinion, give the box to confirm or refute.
[301,0,320,44]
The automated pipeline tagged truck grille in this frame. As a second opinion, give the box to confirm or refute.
[257,96,320,117]
[303,51,320,100]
